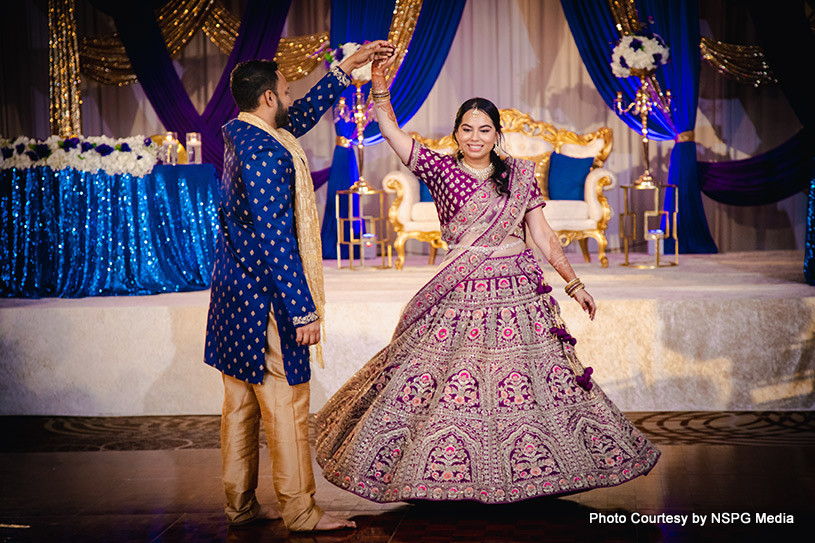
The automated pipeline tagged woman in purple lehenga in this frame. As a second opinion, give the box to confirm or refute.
[315,53,660,504]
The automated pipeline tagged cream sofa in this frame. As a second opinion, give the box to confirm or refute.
[382,109,615,269]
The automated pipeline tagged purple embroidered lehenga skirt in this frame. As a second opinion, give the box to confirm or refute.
[315,249,660,504]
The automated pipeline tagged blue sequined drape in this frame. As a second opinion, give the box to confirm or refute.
[0,165,219,298]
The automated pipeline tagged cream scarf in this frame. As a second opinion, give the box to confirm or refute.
[237,111,325,367]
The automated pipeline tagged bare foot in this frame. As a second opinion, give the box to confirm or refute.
[309,512,356,531]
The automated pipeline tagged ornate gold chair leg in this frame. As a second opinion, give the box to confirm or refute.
[590,231,609,268]
[578,238,591,263]
[429,245,437,266]
[393,233,408,270]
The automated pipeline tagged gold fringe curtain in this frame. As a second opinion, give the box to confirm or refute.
[80,0,329,85]
[700,38,776,87]
[80,0,215,86]
[200,0,240,54]
[607,0,642,35]
[49,0,83,136]
[275,33,331,81]
[608,0,777,87]
[382,0,423,85]
[200,1,330,81]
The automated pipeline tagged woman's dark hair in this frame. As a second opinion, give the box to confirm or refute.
[452,97,510,197]
[230,59,280,111]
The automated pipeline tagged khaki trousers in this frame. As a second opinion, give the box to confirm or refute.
[221,312,322,531]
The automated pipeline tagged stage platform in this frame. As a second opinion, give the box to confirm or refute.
[1,251,813,416]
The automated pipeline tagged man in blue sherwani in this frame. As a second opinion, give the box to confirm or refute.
[204,41,394,531]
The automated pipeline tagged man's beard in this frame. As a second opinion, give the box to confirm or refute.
[274,103,290,128]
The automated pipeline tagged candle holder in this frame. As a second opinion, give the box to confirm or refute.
[160,131,178,165]
[335,81,375,193]
[185,132,202,164]
[614,70,671,188]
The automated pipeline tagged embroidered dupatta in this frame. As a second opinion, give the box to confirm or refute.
[394,157,538,338]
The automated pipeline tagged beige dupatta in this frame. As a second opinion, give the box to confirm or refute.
[237,111,325,367]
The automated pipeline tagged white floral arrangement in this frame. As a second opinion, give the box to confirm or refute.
[610,32,670,78]
[324,42,371,83]
[0,135,159,177]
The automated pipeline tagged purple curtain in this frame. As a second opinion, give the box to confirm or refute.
[699,130,813,206]
[699,1,815,207]
[88,0,291,174]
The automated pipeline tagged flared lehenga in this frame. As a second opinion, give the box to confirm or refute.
[316,250,660,504]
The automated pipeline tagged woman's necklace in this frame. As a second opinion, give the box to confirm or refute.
[458,159,495,181]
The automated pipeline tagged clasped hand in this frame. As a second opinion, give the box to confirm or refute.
[339,40,395,72]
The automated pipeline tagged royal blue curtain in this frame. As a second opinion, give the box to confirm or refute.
[362,0,467,145]
[0,165,219,298]
[320,0,395,259]
[560,0,717,253]
[321,0,467,258]
[643,0,716,254]
[559,1,672,139]
[88,0,291,174]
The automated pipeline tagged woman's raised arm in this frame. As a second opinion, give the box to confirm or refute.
[370,49,414,164]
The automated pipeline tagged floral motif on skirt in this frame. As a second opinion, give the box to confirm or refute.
[316,250,660,503]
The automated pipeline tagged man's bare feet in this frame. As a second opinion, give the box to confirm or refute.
[308,512,356,531]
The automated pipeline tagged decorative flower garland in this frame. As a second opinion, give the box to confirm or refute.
[324,42,372,83]
[610,32,670,78]
[0,135,159,177]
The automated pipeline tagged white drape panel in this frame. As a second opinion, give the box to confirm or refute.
[1,0,806,252]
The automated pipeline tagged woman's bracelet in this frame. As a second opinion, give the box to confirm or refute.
[565,278,585,297]
[568,283,586,297]
[371,89,391,103]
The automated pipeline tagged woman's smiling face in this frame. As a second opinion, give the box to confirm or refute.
[455,108,497,166]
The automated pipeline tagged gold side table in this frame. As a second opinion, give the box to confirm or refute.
[620,184,678,268]
[336,188,392,269]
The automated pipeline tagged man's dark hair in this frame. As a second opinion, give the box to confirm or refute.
[230,60,280,112]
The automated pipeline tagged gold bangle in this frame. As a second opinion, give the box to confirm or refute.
[373,96,391,103]
[569,284,586,298]
[564,278,581,292]
[565,280,584,296]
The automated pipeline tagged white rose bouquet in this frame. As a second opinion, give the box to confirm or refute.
[0,135,159,177]
[610,32,670,78]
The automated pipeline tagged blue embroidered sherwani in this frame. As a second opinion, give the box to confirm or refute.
[204,67,351,385]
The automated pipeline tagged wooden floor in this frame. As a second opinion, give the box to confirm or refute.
[1,412,813,542]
